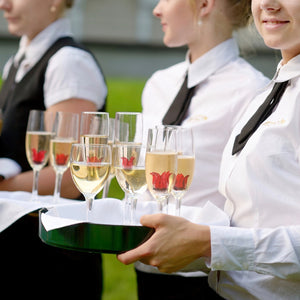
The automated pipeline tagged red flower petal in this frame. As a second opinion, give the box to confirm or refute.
[32,148,46,164]
[150,171,172,191]
[174,174,189,190]
[121,156,135,169]
[87,156,102,163]
[55,153,69,165]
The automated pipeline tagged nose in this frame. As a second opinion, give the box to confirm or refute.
[153,1,162,18]
[0,0,11,10]
[260,0,281,12]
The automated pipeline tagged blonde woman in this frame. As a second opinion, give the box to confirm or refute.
[120,0,300,298]
[133,0,269,299]
[0,0,106,298]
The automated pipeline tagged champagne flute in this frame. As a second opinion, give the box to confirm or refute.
[114,112,143,144]
[102,118,115,198]
[50,112,79,202]
[114,144,147,224]
[70,143,111,217]
[145,126,177,213]
[80,112,109,145]
[115,112,143,218]
[25,110,54,201]
[172,127,195,216]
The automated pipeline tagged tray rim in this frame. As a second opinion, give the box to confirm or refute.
[39,208,154,254]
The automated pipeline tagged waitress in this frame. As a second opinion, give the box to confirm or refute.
[118,0,300,299]
[137,0,269,299]
[0,0,106,299]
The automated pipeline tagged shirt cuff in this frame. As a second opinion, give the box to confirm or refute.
[0,158,22,179]
[209,225,255,271]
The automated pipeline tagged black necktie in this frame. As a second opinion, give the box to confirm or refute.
[232,80,289,155]
[163,74,196,125]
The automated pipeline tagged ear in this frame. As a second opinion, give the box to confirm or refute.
[197,0,216,18]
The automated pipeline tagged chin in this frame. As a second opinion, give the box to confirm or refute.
[163,37,185,48]
[263,39,283,51]
[8,25,22,37]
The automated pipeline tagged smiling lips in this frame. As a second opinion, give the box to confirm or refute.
[263,19,289,26]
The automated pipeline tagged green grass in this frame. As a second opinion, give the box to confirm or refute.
[102,77,146,300]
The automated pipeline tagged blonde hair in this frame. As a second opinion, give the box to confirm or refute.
[225,0,252,29]
[189,0,252,29]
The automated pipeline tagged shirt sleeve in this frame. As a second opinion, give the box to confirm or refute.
[43,47,107,109]
[209,225,300,281]
[0,158,21,179]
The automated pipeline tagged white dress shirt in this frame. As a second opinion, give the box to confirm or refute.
[142,38,269,209]
[209,55,300,299]
[137,38,269,276]
[2,18,107,109]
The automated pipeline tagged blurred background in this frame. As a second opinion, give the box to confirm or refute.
[0,0,281,79]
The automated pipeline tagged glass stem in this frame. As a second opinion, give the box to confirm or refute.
[130,195,138,225]
[85,196,94,221]
[32,169,39,201]
[102,177,112,199]
[53,172,63,202]
[175,196,182,216]
[123,193,131,225]
[157,196,168,214]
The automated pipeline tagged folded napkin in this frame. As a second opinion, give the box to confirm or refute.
[41,198,123,231]
[41,198,229,231]
[0,191,79,233]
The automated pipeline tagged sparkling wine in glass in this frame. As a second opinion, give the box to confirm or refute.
[172,127,195,216]
[114,144,147,224]
[50,112,79,202]
[25,110,54,201]
[70,143,111,217]
[102,118,115,198]
[80,112,109,145]
[145,127,177,213]
[114,112,143,218]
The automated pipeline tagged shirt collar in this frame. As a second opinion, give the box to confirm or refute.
[186,38,239,88]
[273,54,300,83]
[14,18,72,67]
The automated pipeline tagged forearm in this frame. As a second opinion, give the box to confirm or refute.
[0,166,80,199]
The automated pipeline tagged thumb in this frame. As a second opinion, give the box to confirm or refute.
[140,213,166,229]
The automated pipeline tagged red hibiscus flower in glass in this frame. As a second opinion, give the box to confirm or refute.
[146,127,178,213]
[115,144,147,225]
[171,127,195,216]
[87,156,103,163]
[55,153,69,165]
[32,148,47,164]
[50,111,79,202]
[121,156,135,169]
[174,174,189,190]
[26,110,54,201]
[151,171,172,191]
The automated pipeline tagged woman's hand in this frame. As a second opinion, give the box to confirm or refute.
[117,213,211,273]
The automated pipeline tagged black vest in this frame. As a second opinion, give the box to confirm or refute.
[0,37,106,171]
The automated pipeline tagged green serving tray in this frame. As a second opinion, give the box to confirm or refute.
[39,208,154,254]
